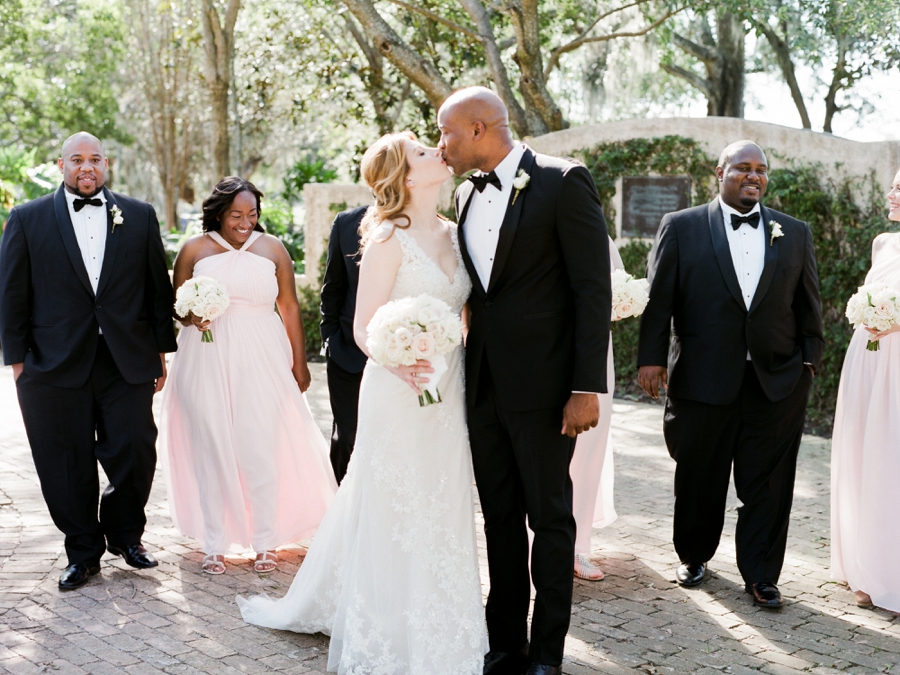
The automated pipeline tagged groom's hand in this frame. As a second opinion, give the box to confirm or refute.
[638,365,667,399]
[11,363,24,383]
[561,393,600,438]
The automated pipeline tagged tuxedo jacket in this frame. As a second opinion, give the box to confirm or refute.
[456,147,612,411]
[637,200,824,405]
[320,205,367,374]
[0,184,177,388]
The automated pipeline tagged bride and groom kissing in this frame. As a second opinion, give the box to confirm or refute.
[238,86,613,675]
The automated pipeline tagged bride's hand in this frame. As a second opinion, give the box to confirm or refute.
[865,324,900,341]
[387,360,434,395]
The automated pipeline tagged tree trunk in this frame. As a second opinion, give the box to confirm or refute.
[756,20,811,128]
[711,11,744,117]
[201,0,241,180]
[664,10,746,118]
[823,36,849,133]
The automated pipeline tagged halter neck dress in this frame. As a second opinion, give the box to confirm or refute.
[161,230,336,555]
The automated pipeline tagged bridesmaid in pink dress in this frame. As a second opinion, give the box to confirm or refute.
[830,167,900,611]
[570,237,622,581]
[161,178,336,575]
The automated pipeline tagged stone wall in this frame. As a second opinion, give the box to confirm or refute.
[527,117,900,199]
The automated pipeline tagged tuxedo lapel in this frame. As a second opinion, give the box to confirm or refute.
[707,200,747,310]
[748,205,780,314]
[95,188,121,298]
[53,185,95,297]
[456,181,485,296]
[487,148,536,293]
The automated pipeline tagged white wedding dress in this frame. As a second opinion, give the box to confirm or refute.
[238,226,486,675]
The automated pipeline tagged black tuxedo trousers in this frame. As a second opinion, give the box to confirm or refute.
[468,363,576,666]
[665,363,812,584]
[16,337,158,566]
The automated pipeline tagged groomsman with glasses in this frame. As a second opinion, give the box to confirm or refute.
[638,140,824,609]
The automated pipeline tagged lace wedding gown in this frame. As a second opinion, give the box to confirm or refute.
[238,226,487,675]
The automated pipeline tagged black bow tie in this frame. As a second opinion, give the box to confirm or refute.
[468,171,502,193]
[731,213,760,230]
[73,197,103,212]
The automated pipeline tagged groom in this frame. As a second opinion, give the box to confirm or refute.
[0,132,177,590]
[637,141,824,608]
[438,87,611,675]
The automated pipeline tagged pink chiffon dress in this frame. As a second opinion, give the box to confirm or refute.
[161,230,337,556]
[570,238,622,557]
[831,231,900,612]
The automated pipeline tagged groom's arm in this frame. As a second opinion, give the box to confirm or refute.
[144,204,178,354]
[555,164,611,395]
[0,209,32,368]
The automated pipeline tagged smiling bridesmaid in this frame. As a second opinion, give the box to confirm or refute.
[160,177,336,575]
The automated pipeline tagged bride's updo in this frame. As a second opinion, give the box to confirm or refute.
[358,130,416,248]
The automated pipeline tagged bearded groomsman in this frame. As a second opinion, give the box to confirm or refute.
[320,205,367,483]
[637,141,824,608]
[0,132,177,590]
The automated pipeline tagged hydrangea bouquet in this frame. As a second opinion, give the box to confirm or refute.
[366,294,463,406]
[845,282,900,351]
[174,276,230,343]
[610,268,650,321]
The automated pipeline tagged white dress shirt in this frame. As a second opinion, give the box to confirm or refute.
[719,196,763,360]
[463,143,526,290]
[65,189,108,295]
[720,196,764,309]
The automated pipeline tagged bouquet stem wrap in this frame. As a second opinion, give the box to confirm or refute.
[417,354,448,407]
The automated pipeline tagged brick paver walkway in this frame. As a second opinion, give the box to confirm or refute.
[1,363,898,674]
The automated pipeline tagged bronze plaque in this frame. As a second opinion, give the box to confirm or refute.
[621,176,691,238]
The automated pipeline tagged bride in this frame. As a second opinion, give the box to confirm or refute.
[237,131,487,674]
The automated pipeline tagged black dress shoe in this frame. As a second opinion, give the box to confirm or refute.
[525,665,561,675]
[59,563,101,590]
[107,543,158,569]
[675,561,706,587]
[484,643,529,675]
[746,582,783,609]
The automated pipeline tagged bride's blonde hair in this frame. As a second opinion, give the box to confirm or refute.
[358,131,416,248]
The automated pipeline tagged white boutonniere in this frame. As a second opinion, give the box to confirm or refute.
[110,205,124,233]
[511,169,530,205]
[769,220,783,246]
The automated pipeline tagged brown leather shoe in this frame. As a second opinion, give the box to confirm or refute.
[745,582,783,609]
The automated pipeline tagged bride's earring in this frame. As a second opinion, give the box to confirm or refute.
[406,179,415,187]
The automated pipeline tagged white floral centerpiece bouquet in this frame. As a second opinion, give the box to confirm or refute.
[174,276,230,343]
[366,293,463,406]
[845,282,900,352]
[610,268,650,321]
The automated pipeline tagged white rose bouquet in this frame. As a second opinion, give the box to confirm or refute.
[174,276,230,343]
[610,269,650,321]
[845,282,900,352]
[366,294,463,406]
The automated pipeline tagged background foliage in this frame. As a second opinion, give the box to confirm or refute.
[574,137,896,433]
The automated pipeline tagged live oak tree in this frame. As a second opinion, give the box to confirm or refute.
[338,0,682,137]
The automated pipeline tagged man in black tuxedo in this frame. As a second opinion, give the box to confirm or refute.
[637,141,824,609]
[320,205,367,483]
[0,132,177,590]
[438,87,611,675]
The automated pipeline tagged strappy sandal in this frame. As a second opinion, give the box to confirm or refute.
[202,554,226,575]
[574,553,605,581]
[254,550,278,573]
